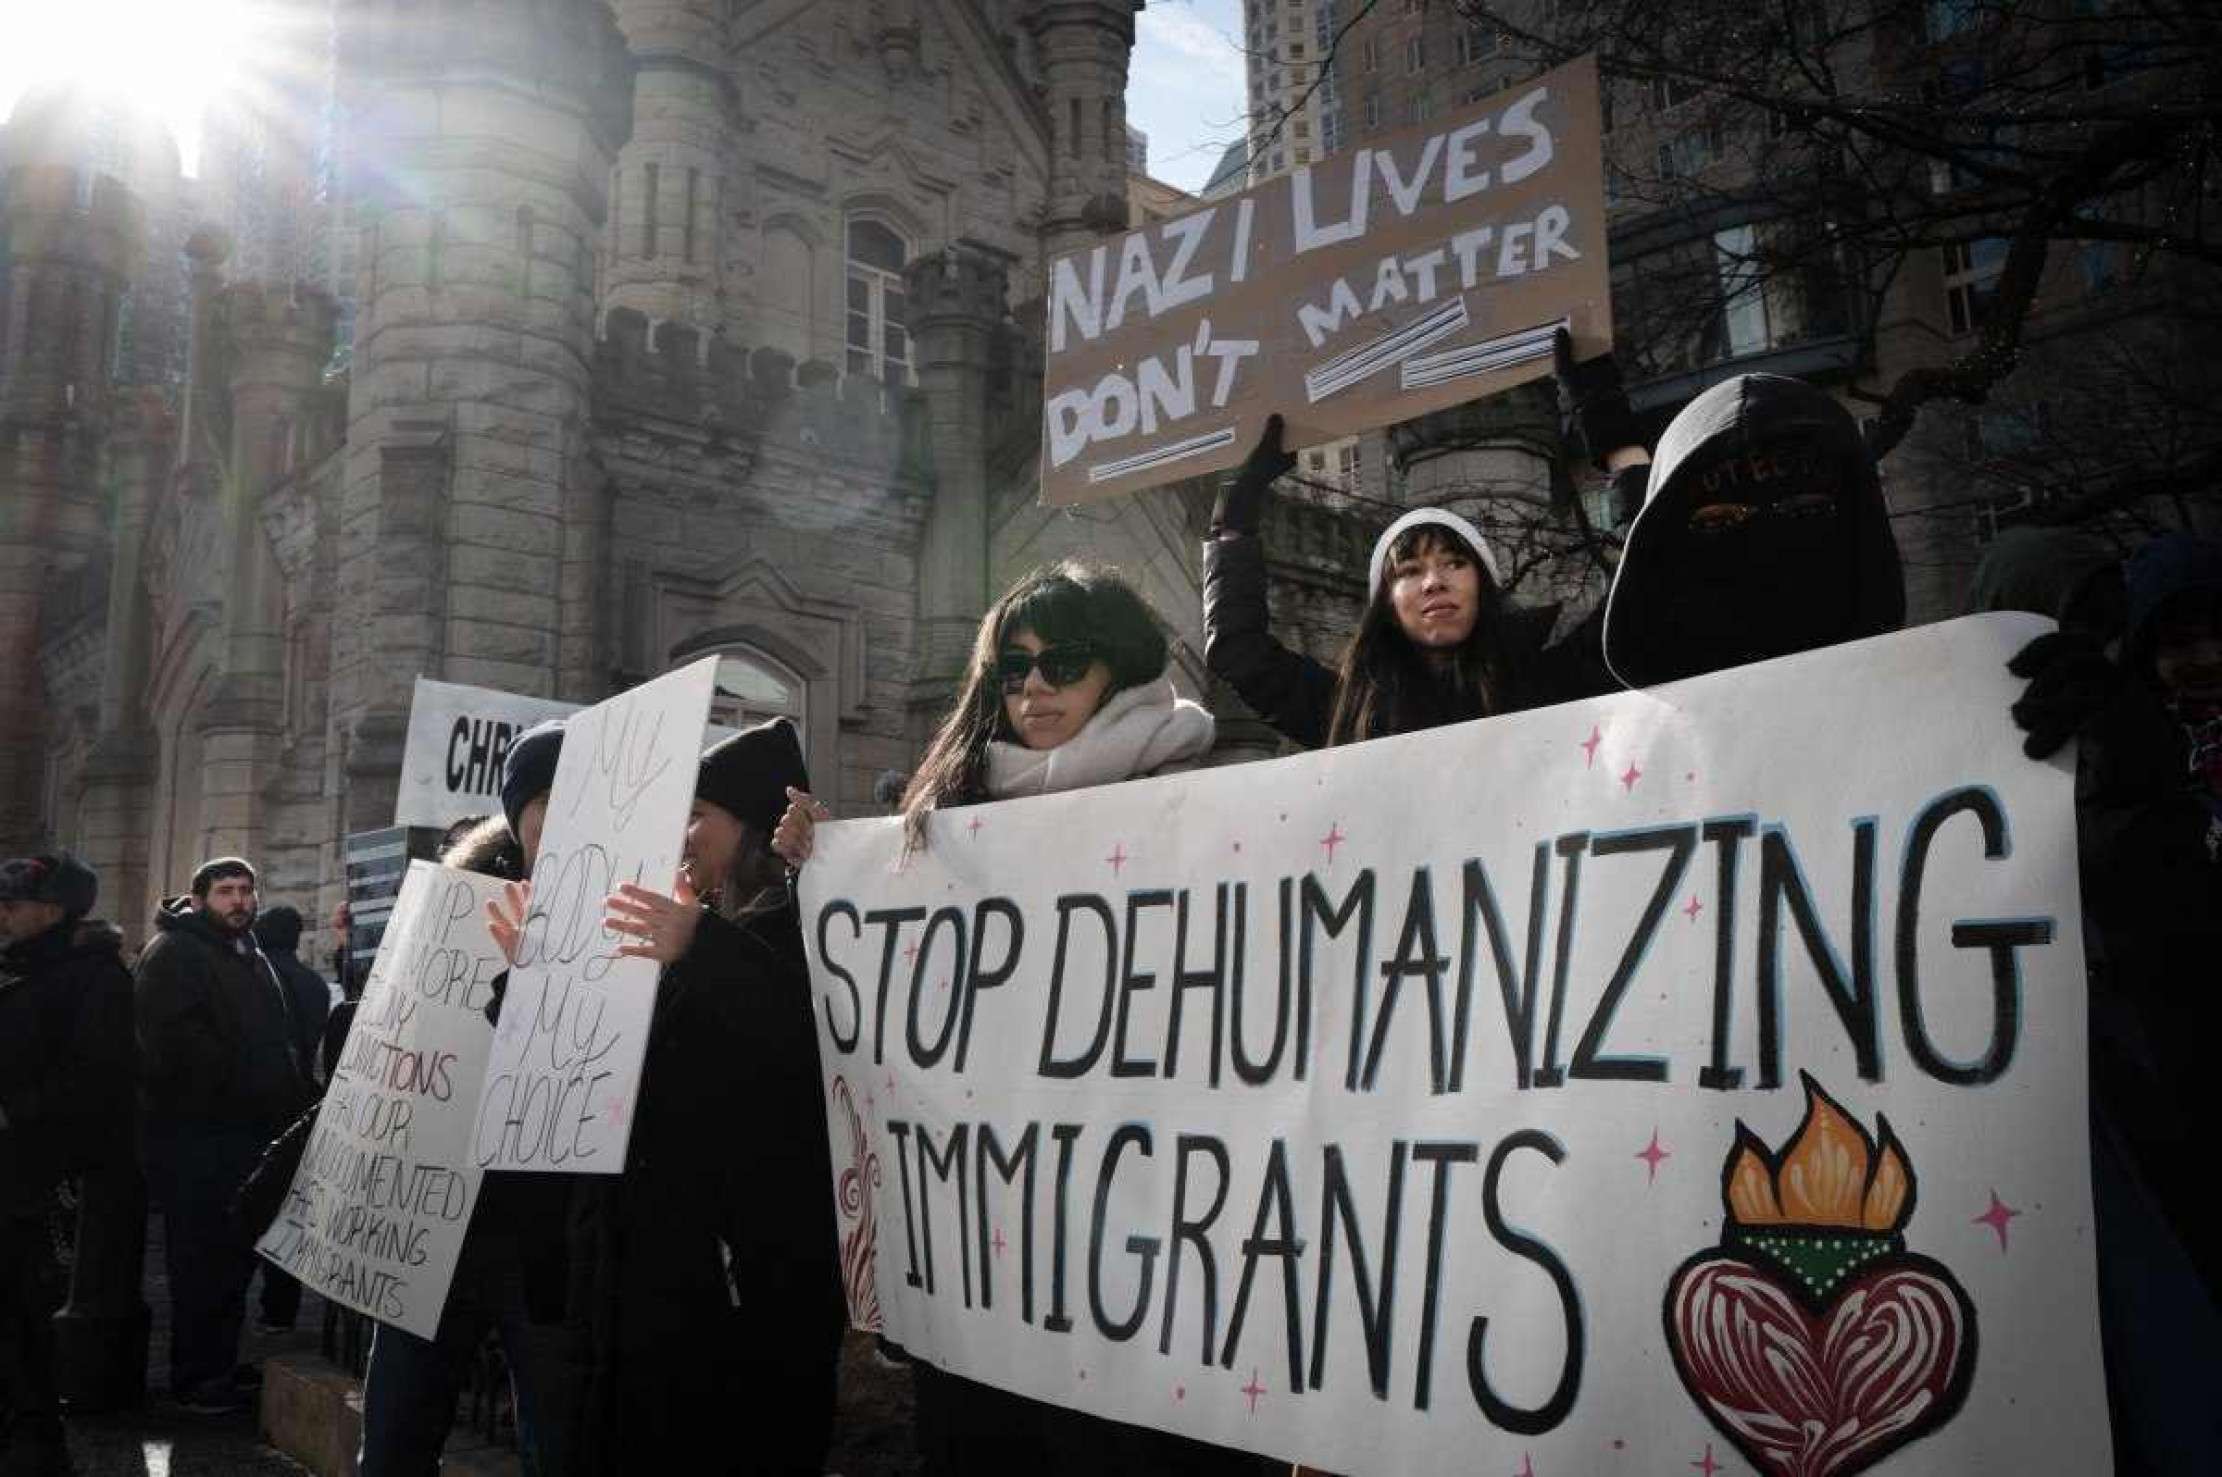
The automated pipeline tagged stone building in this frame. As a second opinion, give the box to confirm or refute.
[2,0,1383,936]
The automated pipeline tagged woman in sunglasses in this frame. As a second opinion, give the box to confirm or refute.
[1204,415,1598,750]
[771,563,1266,1476]
[776,559,1215,860]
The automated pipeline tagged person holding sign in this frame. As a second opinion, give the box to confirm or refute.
[774,566,1271,1477]
[540,717,844,1477]
[1201,417,1605,752]
[356,719,575,1477]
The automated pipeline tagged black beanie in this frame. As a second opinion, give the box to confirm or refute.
[0,852,99,919]
[501,718,566,839]
[695,717,808,837]
[253,904,305,952]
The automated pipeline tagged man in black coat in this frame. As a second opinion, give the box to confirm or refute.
[133,856,311,1414]
[1,853,135,1473]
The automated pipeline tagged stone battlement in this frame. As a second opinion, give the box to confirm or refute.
[592,308,915,467]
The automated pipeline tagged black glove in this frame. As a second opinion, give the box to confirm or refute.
[1553,328,1645,471]
[1210,413,1297,537]
[2008,630,2123,760]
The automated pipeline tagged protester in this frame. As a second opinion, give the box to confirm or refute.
[774,568,1267,1477]
[349,720,574,1477]
[132,856,310,1414]
[1,854,134,1474]
[245,899,329,1336]
[1200,415,1600,752]
[1596,385,2222,1471]
[485,718,845,1474]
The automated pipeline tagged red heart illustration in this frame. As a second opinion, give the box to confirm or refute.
[1665,1253,1978,1477]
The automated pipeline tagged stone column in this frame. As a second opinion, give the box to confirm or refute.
[73,388,173,944]
[904,245,1008,713]
[194,284,338,864]
[0,167,142,851]
[328,0,633,826]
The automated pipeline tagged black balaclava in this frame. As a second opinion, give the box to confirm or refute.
[500,718,566,840]
[696,717,809,837]
[1603,373,1905,687]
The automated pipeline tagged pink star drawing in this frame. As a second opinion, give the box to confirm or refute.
[1175,1385,1186,1402]
[884,1073,897,1098]
[1636,1128,1671,1183]
[1320,823,1347,864]
[992,1228,1007,1259]
[1683,894,1704,923]
[967,817,983,837]
[1619,761,1643,792]
[1516,1456,1536,1477]
[1974,1189,2022,1252]
[1693,1445,1722,1477]
[901,939,920,968]
[865,1093,875,1113]
[1580,725,1603,768]
[604,1096,627,1125]
[1107,843,1129,875]
[1240,1368,1267,1415]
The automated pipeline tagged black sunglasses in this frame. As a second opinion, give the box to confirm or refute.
[995,643,1098,693]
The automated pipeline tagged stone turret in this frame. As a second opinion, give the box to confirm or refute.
[329,0,634,830]
[0,165,144,850]
[604,0,735,338]
[1023,0,1140,262]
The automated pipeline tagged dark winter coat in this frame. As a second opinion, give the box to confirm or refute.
[133,899,311,1135]
[0,918,137,1215]
[564,898,846,1476]
[265,948,332,1084]
[1200,528,1614,751]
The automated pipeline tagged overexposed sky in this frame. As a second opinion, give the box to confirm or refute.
[0,0,263,177]
[0,0,1250,195]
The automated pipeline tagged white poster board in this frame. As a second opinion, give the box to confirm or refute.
[256,861,508,1338]
[798,615,2108,1474]
[394,678,577,830]
[469,657,719,1174]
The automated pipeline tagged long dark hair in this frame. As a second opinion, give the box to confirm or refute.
[1325,524,1514,746]
[900,561,1169,849]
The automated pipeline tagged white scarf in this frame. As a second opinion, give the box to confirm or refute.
[983,679,1216,799]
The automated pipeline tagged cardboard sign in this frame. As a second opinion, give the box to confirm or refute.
[1040,54,1611,505]
[257,862,508,1338]
[798,615,2108,1473]
[468,657,718,1174]
[394,678,578,830]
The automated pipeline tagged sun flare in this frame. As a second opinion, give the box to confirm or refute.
[1,0,269,175]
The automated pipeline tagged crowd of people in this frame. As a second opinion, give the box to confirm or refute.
[2,339,2218,1474]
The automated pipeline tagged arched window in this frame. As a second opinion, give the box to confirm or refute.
[707,647,807,751]
[845,217,911,383]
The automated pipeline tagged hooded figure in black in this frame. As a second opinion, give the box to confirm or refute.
[1605,381,2222,1470]
[565,717,845,1476]
[1,855,134,1473]
[1601,372,1903,687]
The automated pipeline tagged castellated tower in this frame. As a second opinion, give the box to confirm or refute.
[326,0,633,831]
[1024,0,1141,262]
[0,164,144,851]
[603,0,733,340]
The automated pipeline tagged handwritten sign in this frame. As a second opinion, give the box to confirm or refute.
[1040,54,1610,505]
[799,615,2109,1474]
[469,657,718,1174]
[394,678,577,830]
[257,862,507,1338]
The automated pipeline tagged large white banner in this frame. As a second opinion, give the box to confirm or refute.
[799,615,2108,1475]
[470,657,718,1175]
[394,678,578,830]
[257,862,508,1338]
